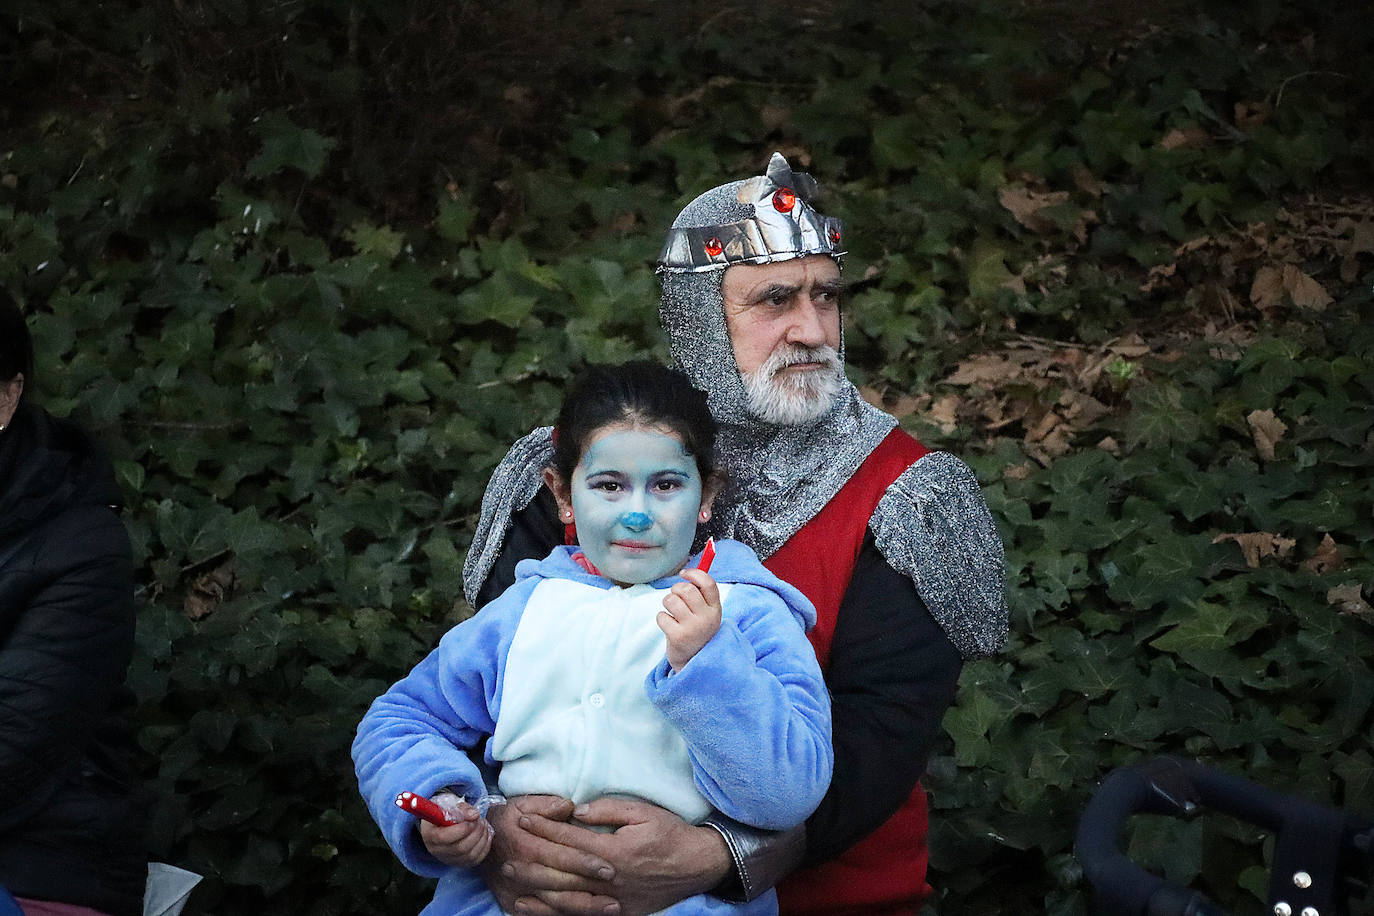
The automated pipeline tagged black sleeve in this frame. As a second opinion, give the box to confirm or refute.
[0,506,136,832]
[800,532,963,867]
[473,488,564,610]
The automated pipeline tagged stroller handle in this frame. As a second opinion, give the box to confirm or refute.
[1075,756,1374,916]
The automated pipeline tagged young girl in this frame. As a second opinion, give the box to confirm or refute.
[353,361,832,916]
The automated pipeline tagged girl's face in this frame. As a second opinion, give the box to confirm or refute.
[546,423,715,587]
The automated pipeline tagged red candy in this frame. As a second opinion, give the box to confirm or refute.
[396,791,456,827]
[697,537,717,574]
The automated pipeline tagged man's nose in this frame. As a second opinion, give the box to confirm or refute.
[786,299,828,347]
[620,510,652,531]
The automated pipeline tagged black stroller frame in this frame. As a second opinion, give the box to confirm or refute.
[1075,756,1374,916]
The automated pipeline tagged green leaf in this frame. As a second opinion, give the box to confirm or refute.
[247,111,336,179]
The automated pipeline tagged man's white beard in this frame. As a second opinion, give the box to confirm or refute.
[740,345,844,425]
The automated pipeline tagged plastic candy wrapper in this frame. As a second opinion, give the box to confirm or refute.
[397,789,505,835]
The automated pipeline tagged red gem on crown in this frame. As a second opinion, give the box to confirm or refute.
[772,188,797,213]
[704,237,723,257]
[828,226,841,246]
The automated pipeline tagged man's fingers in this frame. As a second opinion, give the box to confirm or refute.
[516,816,616,879]
[511,794,577,821]
[508,896,560,916]
[570,796,655,829]
[527,890,622,916]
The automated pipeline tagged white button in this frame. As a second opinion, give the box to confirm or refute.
[588,693,605,708]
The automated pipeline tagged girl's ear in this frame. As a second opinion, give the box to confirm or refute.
[699,470,726,518]
[543,467,575,523]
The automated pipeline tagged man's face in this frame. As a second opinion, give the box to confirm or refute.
[721,255,844,424]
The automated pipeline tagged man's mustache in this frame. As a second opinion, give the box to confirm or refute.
[768,346,841,373]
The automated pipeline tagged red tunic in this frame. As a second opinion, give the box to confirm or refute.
[766,428,933,916]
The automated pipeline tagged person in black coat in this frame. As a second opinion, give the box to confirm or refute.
[0,291,146,916]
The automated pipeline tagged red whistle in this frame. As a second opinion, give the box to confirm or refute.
[696,537,716,574]
[396,791,455,827]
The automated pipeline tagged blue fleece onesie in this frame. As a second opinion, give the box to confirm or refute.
[353,539,833,916]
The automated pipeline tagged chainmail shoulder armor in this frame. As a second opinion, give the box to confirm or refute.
[461,426,554,606]
[870,451,1008,659]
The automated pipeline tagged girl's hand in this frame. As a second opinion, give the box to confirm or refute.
[657,568,722,672]
[419,798,494,867]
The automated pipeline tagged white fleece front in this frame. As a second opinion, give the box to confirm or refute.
[492,579,735,823]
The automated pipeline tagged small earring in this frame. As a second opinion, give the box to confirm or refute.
[561,509,573,520]
[699,509,710,522]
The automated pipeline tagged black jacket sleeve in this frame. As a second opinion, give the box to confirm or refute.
[474,488,564,610]
[800,531,963,866]
[0,504,136,833]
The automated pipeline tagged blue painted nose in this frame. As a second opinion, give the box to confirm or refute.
[620,511,652,531]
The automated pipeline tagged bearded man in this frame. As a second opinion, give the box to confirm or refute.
[460,154,1007,916]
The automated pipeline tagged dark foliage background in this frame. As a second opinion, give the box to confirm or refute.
[2,0,1372,912]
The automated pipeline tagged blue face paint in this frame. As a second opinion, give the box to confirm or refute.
[569,425,704,586]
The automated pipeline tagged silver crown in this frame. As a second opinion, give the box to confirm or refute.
[657,153,845,273]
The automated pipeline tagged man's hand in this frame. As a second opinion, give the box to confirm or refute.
[565,798,732,916]
[658,569,723,672]
[418,799,493,867]
[484,796,732,916]
[482,795,618,916]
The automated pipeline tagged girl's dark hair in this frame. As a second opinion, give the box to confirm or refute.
[0,289,34,383]
[551,361,717,482]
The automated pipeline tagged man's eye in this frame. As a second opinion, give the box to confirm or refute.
[591,480,621,492]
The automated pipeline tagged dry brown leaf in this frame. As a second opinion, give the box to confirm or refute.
[859,385,884,408]
[1234,100,1272,129]
[1301,534,1345,575]
[1141,261,1176,294]
[1159,127,1211,150]
[1250,266,1285,312]
[890,393,927,419]
[1063,391,1111,426]
[759,105,790,131]
[1097,436,1121,455]
[1004,463,1034,481]
[925,395,961,434]
[1350,220,1374,254]
[1281,264,1332,311]
[1213,532,1296,568]
[1108,335,1151,358]
[184,559,235,620]
[1071,163,1104,197]
[1327,584,1373,618]
[946,355,1019,386]
[1026,411,1062,442]
[1246,409,1288,461]
[1341,221,1374,282]
[998,186,1070,234]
